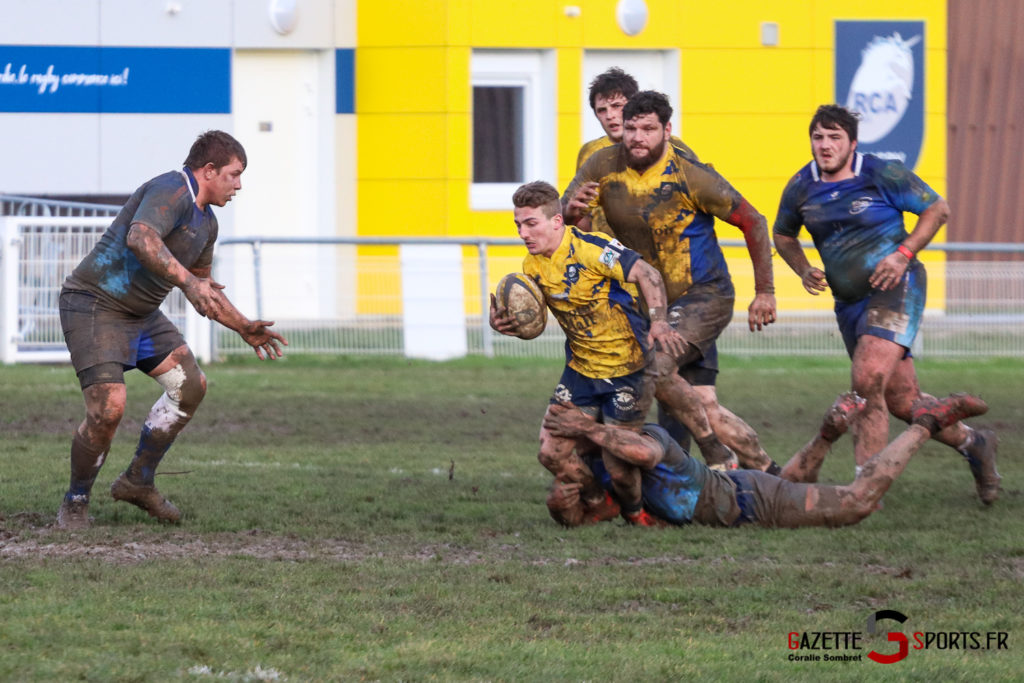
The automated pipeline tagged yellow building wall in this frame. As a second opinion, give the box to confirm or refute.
[354,0,947,316]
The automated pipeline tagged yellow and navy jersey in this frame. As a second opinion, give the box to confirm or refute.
[523,226,649,379]
[563,142,739,303]
[576,135,615,171]
[575,135,699,170]
[574,136,701,239]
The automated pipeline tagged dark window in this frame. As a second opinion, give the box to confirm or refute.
[473,86,524,183]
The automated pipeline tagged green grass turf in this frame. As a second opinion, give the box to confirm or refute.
[1,355,1021,681]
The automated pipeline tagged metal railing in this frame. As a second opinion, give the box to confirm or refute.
[4,194,1024,362]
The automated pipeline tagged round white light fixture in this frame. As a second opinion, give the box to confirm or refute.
[268,0,298,35]
[616,0,648,36]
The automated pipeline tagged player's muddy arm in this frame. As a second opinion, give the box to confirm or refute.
[126,222,221,317]
[903,198,949,255]
[726,198,774,295]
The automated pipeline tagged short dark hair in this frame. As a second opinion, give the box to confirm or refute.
[183,130,247,170]
[588,67,639,110]
[512,181,562,219]
[809,104,859,143]
[623,90,672,126]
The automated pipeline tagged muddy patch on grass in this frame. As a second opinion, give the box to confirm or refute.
[1,524,713,568]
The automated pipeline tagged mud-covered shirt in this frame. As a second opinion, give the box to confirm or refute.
[773,153,940,303]
[63,168,217,315]
[523,226,648,379]
[588,423,740,526]
[574,136,701,241]
[563,142,741,302]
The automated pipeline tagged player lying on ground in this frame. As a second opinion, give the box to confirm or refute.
[543,392,991,528]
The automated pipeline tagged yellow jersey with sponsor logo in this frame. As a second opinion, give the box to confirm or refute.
[523,226,650,379]
[564,142,737,303]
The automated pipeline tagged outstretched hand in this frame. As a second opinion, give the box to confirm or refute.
[240,320,288,360]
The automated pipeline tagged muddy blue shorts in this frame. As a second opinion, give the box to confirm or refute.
[59,289,184,388]
[551,364,653,425]
[835,259,926,357]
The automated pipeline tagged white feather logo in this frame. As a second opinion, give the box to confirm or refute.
[845,33,921,144]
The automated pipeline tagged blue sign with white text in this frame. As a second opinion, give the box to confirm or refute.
[0,45,231,114]
[835,21,925,170]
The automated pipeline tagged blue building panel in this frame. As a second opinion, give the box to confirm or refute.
[0,45,231,114]
[335,48,354,114]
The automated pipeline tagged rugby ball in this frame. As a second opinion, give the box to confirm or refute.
[495,273,547,340]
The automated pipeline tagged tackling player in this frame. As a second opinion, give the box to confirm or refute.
[562,90,778,474]
[57,130,287,529]
[773,104,1000,504]
[544,391,990,529]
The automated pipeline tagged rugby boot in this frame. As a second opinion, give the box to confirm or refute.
[110,472,181,523]
[962,429,1001,505]
[910,393,988,433]
[582,491,621,524]
[56,493,91,530]
[696,435,739,472]
[623,508,670,528]
[819,391,866,442]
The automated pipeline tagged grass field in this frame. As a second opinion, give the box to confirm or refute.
[1,354,1021,681]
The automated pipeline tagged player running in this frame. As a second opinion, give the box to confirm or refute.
[489,180,689,525]
[562,90,778,474]
[773,104,1000,504]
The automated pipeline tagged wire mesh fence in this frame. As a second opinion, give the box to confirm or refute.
[3,195,1024,363]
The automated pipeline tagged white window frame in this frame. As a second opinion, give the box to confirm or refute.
[470,49,556,211]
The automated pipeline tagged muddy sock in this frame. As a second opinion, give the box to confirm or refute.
[956,427,976,458]
[125,425,174,486]
[620,499,642,516]
[68,431,108,498]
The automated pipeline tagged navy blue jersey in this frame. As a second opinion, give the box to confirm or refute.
[773,154,939,302]
[64,168,217,315]
[588,424,737,525]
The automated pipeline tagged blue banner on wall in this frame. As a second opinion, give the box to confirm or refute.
[335,48,354,114]
[0,45,231,114]
[835,21,925,169]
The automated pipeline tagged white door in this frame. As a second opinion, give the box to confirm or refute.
[231,49,335,320]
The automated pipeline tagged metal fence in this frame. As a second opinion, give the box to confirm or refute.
[3,194,1024,363]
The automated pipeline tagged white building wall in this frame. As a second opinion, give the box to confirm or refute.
[0,0,353,326]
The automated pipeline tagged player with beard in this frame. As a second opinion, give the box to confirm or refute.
[562,90,778,475]
[566,68,700,234]
[773,104,1000,504]
[544,391,991,529]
